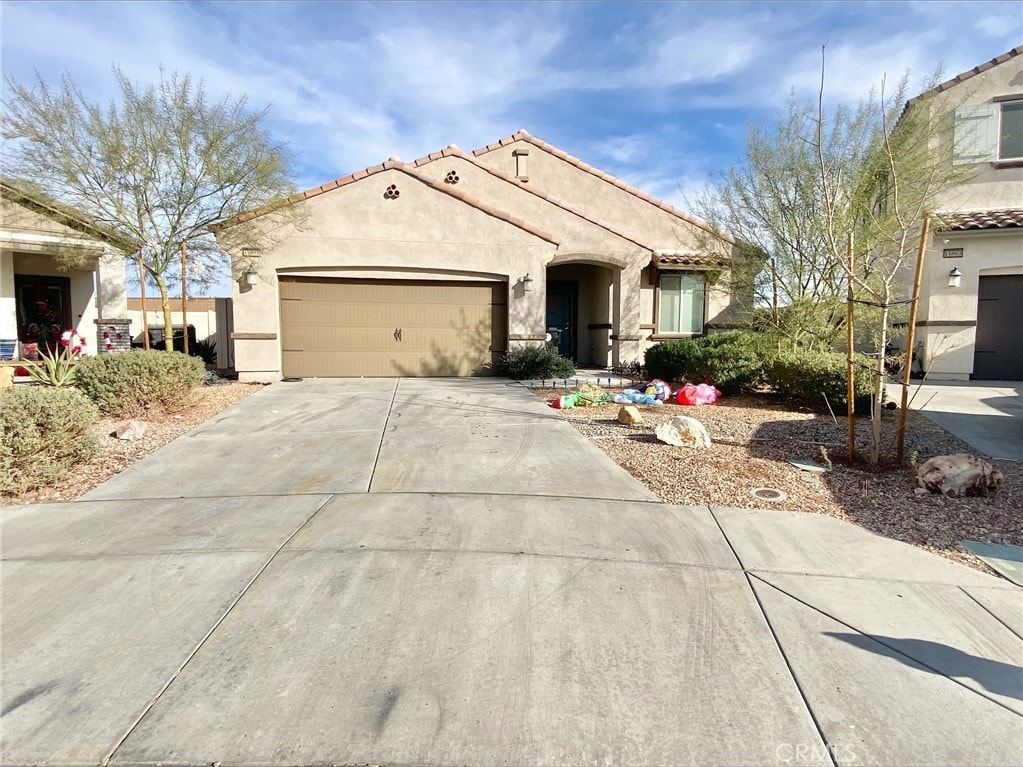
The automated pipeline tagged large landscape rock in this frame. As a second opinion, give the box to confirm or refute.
[617,405,643,425]
[113,420,147,441]
[655,416,712,448]
[916,453,1004,497]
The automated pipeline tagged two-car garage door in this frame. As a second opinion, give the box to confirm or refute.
[279,278,507,377]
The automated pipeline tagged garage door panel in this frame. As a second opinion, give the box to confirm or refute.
[279,278,506,377]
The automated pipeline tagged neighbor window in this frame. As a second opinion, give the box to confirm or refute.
[999,100,1023,160]
[953,99,1023,164]
[657,274,705,334]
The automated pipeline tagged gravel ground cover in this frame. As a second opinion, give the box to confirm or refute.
[2,382,261,505]
[535,386,1021,574]
[4,378,1017,576]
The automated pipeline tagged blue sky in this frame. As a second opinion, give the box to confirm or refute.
[2,1,1020,293]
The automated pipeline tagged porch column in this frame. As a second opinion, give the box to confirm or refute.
[0,249,17,355]
[96,247,127,318]
[612,262,643,367]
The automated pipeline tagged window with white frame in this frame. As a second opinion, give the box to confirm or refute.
[953,98,1023,164]
[657,273,705,334]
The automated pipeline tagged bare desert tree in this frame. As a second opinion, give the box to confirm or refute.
[692,51,969,463]
[2,66,304,346]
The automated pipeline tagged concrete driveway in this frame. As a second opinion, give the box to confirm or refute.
[909,380,1023,462]
[2,379,1021,766]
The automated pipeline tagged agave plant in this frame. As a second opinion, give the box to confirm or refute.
[192,338,217,366]
[24,330,86,387]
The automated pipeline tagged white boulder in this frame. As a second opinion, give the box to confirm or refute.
[655,416,712,448]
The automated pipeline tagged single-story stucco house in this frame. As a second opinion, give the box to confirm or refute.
[216,130,744,382]
[1,180,130,362]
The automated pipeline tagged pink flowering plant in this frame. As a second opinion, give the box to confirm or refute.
[24,329,88,387]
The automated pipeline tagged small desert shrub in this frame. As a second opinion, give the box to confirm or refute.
[73,350,204,416]
[1,386,99,495]
[645,332,772,394]
[767,347,874,411]
[496,345,576,380]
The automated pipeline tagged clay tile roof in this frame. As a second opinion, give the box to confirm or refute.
[472,131,734,244]
[934,208,1023,231]
[409,145,656,251]
[398,164,560,245]
[653,251,730,269]
[902,46,1023,117]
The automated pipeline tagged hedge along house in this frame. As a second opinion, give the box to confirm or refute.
[1,180,130,361]
[216,130,743,382]
[902,46,1023,380]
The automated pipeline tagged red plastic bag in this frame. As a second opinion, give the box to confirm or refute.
[676,383,721,405]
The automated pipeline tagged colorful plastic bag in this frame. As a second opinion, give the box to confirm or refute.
[612,389,663,406]
[642,379,672,402]
[676,383,721,406]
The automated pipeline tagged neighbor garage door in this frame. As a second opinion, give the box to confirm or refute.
[279,278,507,377]
[973,274,1023,380]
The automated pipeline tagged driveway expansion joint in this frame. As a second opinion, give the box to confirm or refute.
[101,493,336,765]
[960,586,1023,640]
[749,572,1023,718]
[708,506,839,766]
[278,544,743,571]
[366,378,401,493]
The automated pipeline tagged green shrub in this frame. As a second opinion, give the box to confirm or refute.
[496,345,576,380]
[767,347,874,411]
[645,332,773,394]
[73,350,204,416]
[644,338,700,383]
[1,386,99,495]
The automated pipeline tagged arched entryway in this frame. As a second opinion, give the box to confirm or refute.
[546,260,616,367]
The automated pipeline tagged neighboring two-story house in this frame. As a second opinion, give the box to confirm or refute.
[910,46,1022,381]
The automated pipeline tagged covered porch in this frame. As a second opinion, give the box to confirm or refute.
[1,181,129,362]
[544,252,642,369]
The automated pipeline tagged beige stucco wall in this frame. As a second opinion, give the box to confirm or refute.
[475,139,744,363]
[927,53,1023,212]
[226,167,557,381]
[416,156,645,257]
[475,140,717,252]
[917,230,1022,379]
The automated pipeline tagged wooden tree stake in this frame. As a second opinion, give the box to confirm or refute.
[846,232,856,463]
[138,248,150,350]
[897,217,930,463]
[180,241,189,356]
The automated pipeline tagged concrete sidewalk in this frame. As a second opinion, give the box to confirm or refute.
[909,380,1022,461]
[2,379,1020,766]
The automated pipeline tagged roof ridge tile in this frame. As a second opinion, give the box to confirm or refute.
[471,131,733,243]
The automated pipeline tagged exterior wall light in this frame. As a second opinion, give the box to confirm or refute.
[948,266,963,289]
[522,273,533,292]
[244,268,259,286]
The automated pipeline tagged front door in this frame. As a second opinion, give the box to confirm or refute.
[14,275,71,358]
[546,281,576,360]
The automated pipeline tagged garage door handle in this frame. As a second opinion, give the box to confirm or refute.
[394,328,402,342]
